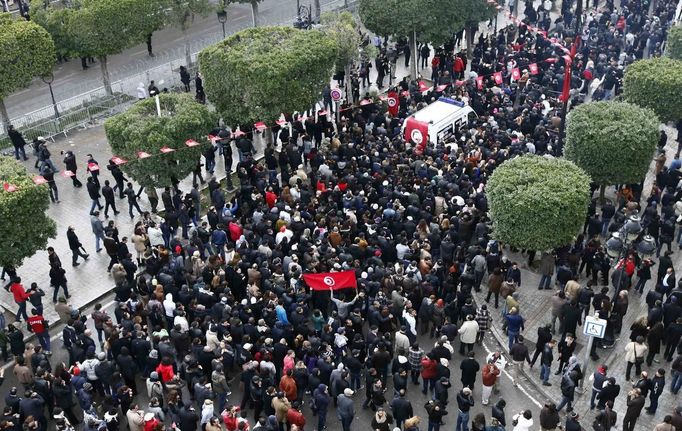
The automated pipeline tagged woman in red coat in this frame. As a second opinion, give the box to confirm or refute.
[421,354,438,395]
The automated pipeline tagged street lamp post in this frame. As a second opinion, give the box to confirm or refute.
[41,73,59,120]
[217,9,228,39]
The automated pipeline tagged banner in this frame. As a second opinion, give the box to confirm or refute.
[476,76,484,90]
[511,68,521,80]
[493,72,503,85]
[387,91,399,116]
[303,271,357,291]
[528,63,539,75]
[404,117,429,150]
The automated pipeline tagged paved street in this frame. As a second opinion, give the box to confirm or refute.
[3,0,344,120]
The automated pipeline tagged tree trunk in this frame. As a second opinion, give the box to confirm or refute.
[599,184,606,206]
[0,98,9,132]
[409,29,418,80]
[313,0,320,23]
[251,0,259,27]
[183,29,192,67]
[344,63,351,102]
[513,0,519,17]
[99,55,112,96]
[466,24,475,64]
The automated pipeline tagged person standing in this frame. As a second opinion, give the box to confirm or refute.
[7,125,28,161]
[556,370,578,413]
[531,324,553,366]
[27,308,50,355]
[180,66,191,92]
[455,387,474,431]
[90,211,105,253]
[9,277,30,322]
[504,307,525,350]
[458,315,479,355]
[646,369,665,414]
[509,335,531,387]
[481,357,500,406]
[66,226,89,267]
[622,388,645,431]
[539,402,560,431]
[62,150,82,187]
[336,388,355,431]
[540,340,556,386]
[589,365,608,410]
[460,351,480,390]
[624,336,648,382]
[124,183,144,219]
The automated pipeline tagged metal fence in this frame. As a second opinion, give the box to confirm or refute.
[0,0,357,149]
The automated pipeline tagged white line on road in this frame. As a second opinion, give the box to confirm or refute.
[482,340,544,408]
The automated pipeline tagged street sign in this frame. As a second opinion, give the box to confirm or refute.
[583,316,606,339]
[330,88,342,102]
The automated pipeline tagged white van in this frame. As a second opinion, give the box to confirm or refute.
[403,97,476,147]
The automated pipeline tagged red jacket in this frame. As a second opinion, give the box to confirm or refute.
[481,363,500,386]
[453,57,464,73]
[279,375,297,401]
[265,191,278,208]
[421,358,438,379]
[155,362,175,383]
[228,222,243,242]
[286,408,306,429]
[10,283,30,303]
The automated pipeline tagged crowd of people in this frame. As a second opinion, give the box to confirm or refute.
[3,0,682,429]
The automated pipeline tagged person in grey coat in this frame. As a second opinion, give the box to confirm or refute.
[337,388,355,431]
[90,211,105,253]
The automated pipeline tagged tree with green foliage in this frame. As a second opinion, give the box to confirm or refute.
[162,0,212,67]
[0,156,57,268]
[227,0,263,27]
[667,24,682,60]
[565,101,659,202]
[359,0,496,79]
[0,14,56,129]
[321,11,361,102]
[623,57,682,123]
[104,93,217,188]
[32,0,149,96]
[199,26,337,127]
[487,155,590,251]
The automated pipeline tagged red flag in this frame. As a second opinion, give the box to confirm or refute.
[511,68,521,80]
[62,170,75,177]
[3,183,17,192]
[32,176,47,185]
[303,271,357,291]
[87,163,99,172]
[560,66,571,102]
[185,139,200,147]
[275,119,287,126]
[404,117,429,152]
[418,81,428,92]
[137,151,152,159]
[360,99,373,106]
[528,63,539,75]
[387,91,399,116]
[476,76,484,90]
[493,71,503,85]
[160,146,175,153]
[436,84,448,92]
[254,122,267,132]
[233,129,245,138]
[111,156,127,165]
[455,80,465,87]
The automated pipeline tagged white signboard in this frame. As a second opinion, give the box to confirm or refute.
[583,316,606,339]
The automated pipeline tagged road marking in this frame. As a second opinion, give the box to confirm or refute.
[482,340,543,408]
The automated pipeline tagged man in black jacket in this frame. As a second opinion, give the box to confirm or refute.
[86,177,103,216]
[101,180,119,218]
[390,389,413,429]
[66,226,89,267]
[455,387,474,431]
[531,323,552,366]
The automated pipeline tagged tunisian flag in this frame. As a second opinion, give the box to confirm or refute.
[387,91,399,116]
[303,271,357,291]
[404,117,429,152]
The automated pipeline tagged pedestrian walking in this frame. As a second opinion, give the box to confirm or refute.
[9,277,30,322]
[48,260,69,302]
[85,154,100,187]
[40,163,59,203]
[90,211,105,252]
[8,125,28,161]
[539,340,556,386]
[124,182,144,219]
[86,177,103,215]
[62,150,82,187]
[66,226,89,267]
[27,308,50,354]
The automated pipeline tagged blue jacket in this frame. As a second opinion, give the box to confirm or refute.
[505,313,524,333]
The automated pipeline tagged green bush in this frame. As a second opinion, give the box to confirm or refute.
[623,57,682,123]
[565,101,659,186]
[487,155,590,251]
[667,25,682,60]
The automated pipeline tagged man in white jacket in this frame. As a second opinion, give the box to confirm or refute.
[458,315,480,355]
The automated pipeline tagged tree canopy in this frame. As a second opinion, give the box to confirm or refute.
[667,24,682,60]
[623,57,682,123]
[0,156,57,268]
[321,11,361,74]
[104,93,217,188]
[487,155,590,251]
[0,14,56,126]
[564,101,659,186]
[32,0,151,94]
[198,26,337,127]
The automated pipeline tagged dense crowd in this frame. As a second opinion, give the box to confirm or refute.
[3,0,682,430]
